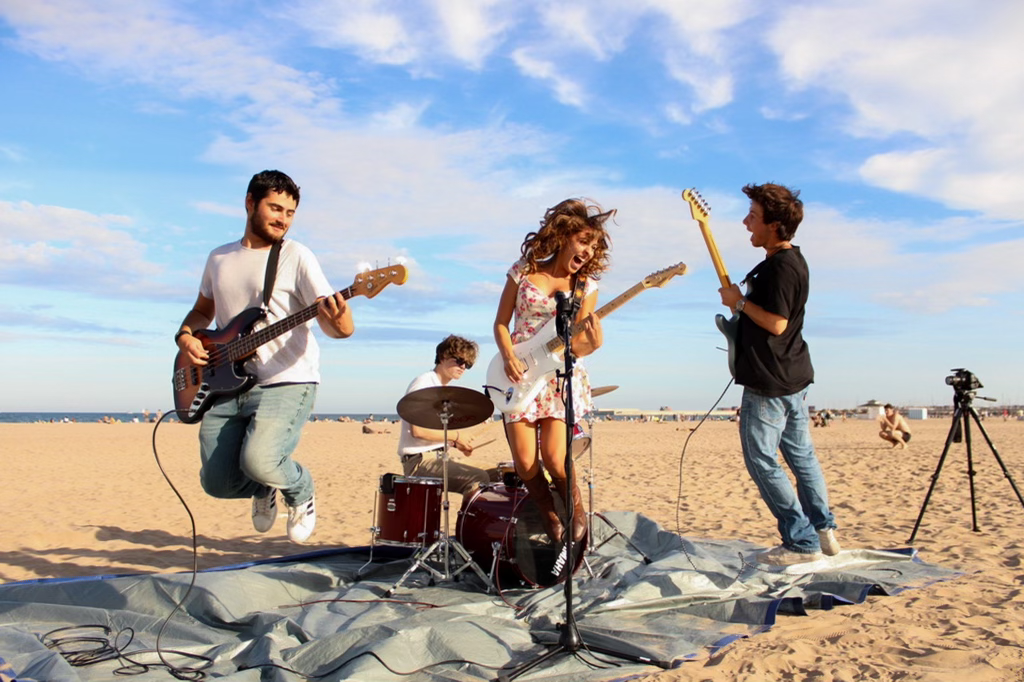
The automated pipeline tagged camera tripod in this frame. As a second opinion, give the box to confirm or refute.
[908,389,1024,542]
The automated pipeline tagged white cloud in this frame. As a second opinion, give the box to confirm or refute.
[2,0,333,119]
[795,205,1024,314]
[431,0,512,68]
[511,49,587,107]
[0,200,164,295]
[286,0,420,65]
[768,1,1024,219]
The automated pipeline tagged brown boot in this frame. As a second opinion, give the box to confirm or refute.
[552,476,587,543]
[521,473,564,544]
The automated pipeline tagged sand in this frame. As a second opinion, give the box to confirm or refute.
[2,416,1023,681]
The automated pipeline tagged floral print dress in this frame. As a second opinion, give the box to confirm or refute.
[505,260,596,424]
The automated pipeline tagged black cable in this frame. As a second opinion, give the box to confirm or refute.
[149,409,209,680]
[674,377,734,571]
[38,410,213,679]
[41,624,213,679]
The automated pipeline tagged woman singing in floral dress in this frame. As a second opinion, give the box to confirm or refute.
[493,198,614,544]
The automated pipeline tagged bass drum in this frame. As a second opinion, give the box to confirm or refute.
[456,483,587,588]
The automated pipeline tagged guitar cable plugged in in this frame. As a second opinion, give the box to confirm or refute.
[482,385,515,405]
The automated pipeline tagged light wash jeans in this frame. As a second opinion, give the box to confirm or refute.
[198,383,316,507]
[739,386,836,553]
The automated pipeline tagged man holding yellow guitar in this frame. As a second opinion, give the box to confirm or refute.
[716,183,841,566]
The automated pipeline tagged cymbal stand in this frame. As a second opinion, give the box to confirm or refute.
[386,401,493,596]
[582,413,651,564]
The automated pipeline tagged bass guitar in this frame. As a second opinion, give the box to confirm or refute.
[682,188,738,376]
[172,264,408,423]
[484,262,687,414]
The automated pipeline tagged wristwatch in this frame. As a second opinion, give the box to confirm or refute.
[735,297,747,314]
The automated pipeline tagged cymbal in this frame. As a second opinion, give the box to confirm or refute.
[591,385,619,398]
[397,385,495,430]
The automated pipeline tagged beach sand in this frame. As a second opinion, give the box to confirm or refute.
[3,417,1023,680]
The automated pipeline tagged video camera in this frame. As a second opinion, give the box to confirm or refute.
[945,368,982,394]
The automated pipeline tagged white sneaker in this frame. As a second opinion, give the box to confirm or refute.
[287,494,316,543]
[251,488,278,533]
[758,545,823,566]
[818,528,841,556]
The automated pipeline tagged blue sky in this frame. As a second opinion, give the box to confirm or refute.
[2,0,1022,415]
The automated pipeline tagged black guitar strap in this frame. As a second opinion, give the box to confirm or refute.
[262,239,283,308]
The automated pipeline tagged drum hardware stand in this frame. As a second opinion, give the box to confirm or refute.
[386,401,494,596]
[500,291,665,681]
[581,412,651,565]
[909,369,1024,543]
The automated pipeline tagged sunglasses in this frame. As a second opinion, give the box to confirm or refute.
[452,356,473,369]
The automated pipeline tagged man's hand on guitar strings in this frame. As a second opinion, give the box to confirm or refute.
[178,334,209,366]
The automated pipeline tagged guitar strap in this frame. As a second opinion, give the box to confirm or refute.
[570,272,587,313]
[262,239,283,308]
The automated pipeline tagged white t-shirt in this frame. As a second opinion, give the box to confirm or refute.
[200,239,335,385]
[397,371,445,456]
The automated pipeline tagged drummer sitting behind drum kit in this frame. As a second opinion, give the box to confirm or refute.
[397,335,500,494]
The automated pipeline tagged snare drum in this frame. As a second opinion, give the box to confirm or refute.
[375,474,443,547]
[456,483,587,588]
[570,422,591,458]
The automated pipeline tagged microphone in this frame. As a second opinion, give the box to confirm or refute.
[555,291,573,338]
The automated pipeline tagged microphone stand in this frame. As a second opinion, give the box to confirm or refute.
[500,292,666,680]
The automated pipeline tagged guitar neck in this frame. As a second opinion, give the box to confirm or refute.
[697,224,732,289]
[543,280,649,354]
[228,285,357,360]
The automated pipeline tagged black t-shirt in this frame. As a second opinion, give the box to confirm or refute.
[734,246,814,396]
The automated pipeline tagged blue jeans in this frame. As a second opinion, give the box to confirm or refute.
[198,383,316,507]
[739,386,835,553]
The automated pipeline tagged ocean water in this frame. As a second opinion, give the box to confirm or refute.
[0,412,400,424]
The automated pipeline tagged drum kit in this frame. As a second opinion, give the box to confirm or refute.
[367,382,641,594]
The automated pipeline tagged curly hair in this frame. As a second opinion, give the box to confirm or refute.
[742,183,803,241]
[518,198,613,279]
[434,335,479,367]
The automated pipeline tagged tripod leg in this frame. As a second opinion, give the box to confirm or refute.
[963,412,980,532]
[909,405,963,543]
[590,512,652,564]
[968,407,1024,509]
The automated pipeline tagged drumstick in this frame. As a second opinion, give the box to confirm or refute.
[463,420,503,446]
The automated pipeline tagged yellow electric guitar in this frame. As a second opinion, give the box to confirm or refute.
[683,188,738,377]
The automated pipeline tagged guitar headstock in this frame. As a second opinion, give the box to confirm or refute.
[351,264,409,299]
[682,188,710,222]
[641,262,688,289]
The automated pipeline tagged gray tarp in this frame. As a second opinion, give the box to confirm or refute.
[0,512,958,681]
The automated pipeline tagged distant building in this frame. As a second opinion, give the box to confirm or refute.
[857,400,885,420]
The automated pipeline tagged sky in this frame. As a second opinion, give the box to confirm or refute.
[2,0,1023,416]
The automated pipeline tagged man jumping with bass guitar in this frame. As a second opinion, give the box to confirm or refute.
[718,183,841,566]
[174,170,354,544]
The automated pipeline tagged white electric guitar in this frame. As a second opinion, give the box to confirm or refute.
[484,263,687,414]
